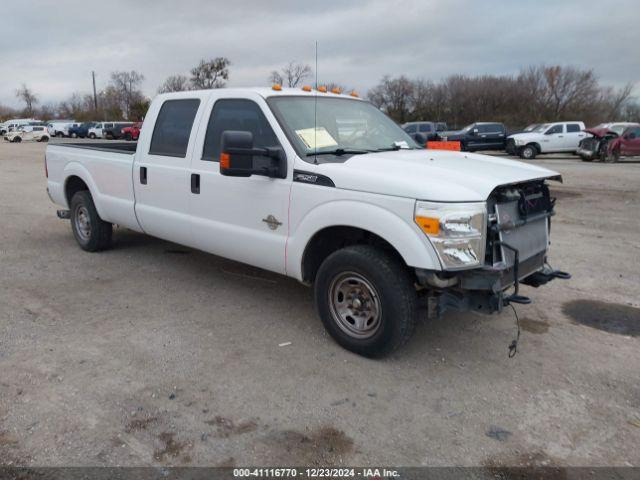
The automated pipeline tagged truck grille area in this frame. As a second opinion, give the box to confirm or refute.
[485,180,554,269]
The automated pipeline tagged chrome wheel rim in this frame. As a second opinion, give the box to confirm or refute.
[328,272,382,339]
[523,147,533,158]
[75,206,91,241]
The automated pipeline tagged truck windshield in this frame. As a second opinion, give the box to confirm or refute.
[267,96,419,160]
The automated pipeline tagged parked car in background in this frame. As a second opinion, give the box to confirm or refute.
[506,121,587,159]
[436,122,507,151]
[87,122,111,139]
[69,122,98,138]
[0,118,38,135]
[402,121,447,144]
[121,122,142,141]
[603,124,640,163]
[4,125,49,143]
[576,123,639,162]
[103,122,134,140]
[47,121,78,138]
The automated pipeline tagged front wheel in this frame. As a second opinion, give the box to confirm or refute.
[520,145,537,159]
[88,133,96,139]
[56,132,64,138]
[13,137,22,143]
[314,245,418,358]
[70,191,113,252]
[604,149,620,163]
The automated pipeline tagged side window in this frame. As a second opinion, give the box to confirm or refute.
[202,99,280,163]
[149,99,200,158]
[566,124,581,133]
[405,125,417,133]
[418,124,432,133]
[546,124,564,134]
[477,124,490,133]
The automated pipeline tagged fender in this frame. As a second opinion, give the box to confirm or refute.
[286,200,442,281]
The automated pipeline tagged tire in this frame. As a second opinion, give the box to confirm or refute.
[604,149,620,163]
[314,245,418,358]
[56,132,63,138]
[124,133,132,141]
[70,191,113,252]
[580,155,593,162]
[71,133,77,138]
[13,137,22,143]
[520,145,537,160]
[89,133,96,139]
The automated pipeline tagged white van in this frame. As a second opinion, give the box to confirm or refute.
[47,120,77,138]
[0,118,38,135]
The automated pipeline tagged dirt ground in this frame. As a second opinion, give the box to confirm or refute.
[0,139,639,468]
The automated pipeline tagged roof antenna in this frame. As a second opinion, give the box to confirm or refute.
[313,40,318,165]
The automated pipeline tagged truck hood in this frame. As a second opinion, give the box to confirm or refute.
[316,150,561,202]
[508,132,544,142]
[583,127,617,139]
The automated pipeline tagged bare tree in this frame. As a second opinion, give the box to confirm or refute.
[158,75,190,93]
[268,61,312,87]
[16,84,38,116]
[367,75,415,123]
[190,57,230,89]
[109,71,145,120]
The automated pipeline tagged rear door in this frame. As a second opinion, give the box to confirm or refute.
[188,92,292,274]
[133,96,205,247]
[480,123,505,150]
[564,123,585,151]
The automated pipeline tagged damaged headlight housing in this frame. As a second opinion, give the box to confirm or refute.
[414,201,487,270]
[514,138,526,146]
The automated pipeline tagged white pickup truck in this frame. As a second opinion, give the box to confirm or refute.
[46,87,569,357]
[506,121,587,159]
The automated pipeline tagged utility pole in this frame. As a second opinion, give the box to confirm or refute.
[92,71,98,113]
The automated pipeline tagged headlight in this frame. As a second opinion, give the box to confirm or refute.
[514,138,525,146]
[414,201,487,270]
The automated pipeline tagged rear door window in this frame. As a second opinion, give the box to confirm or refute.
[149,99,200,158]
[566,124,581,133]
[418,124,432,133]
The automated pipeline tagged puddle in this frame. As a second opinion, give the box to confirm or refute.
[520,318,550,334]
[562,300,640,337]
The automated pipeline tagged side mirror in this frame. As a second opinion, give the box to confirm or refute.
[220,130,286,179]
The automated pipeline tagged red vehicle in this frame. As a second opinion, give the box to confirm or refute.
[606,125,640,162]
[121,122,142,141]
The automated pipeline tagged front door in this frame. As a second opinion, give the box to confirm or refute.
[133,97,204,247]
[541,124,565,152]
[188,94,292,274]
[620,127,640,156]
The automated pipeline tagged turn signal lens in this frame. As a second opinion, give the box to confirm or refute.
[415,216,440,235]
[317,86,327,93]
[302,85,312,92]
[220,152,230,168]
[272,84,282,91]
[349,91,359,97]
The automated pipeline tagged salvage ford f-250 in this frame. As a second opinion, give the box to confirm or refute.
[45,87,570,357]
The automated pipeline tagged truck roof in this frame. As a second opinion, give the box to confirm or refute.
[156,87,364,101]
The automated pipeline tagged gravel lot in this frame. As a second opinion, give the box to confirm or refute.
[1,139,639,468]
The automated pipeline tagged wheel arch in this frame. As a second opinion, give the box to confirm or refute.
[287,201,442,283]
[61,163,106,218]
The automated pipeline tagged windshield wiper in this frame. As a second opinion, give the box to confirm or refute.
[370,144,417,152]
[306,148,371,157]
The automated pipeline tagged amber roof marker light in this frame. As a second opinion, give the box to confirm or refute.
[317,86,327,93]
[349,91,359,98]
[271,84,282,91]
[302,85,312,92]
[331,87,342,94]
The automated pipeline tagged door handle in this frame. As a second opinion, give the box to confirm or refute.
[140,166,147,184]
[191,173,200,194]
[558,135,564,138]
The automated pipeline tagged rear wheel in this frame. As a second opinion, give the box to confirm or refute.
[39,136,49,143]
[70,191,113,252]
[88,133,96,139]
[520,145,537,160]
[314,245,418,358]
[56,132,63,138]
[13,137,22,143]
[580,155,593,162]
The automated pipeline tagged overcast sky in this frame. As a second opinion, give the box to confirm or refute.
[1,0,638,108]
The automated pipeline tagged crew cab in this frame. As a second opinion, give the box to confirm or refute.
[402,121,447,144]
[45,88,569,357]
[507,122,587,159]
[4,125,49,143]
[122,122,142,141]
[436,122,507,151]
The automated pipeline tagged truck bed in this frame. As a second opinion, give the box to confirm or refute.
[55,141,137,154]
